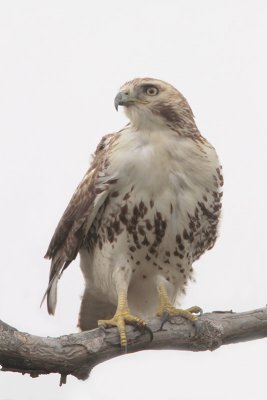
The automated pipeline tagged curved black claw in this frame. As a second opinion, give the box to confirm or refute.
[130,321,154,343]
[196,307,203,316]
[160,312,170,330]
[144,324,154,342]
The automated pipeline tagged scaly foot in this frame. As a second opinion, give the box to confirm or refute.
[98,289,152,348]
[157,285,202,324]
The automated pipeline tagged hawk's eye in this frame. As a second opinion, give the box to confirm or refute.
[145,86,159,96]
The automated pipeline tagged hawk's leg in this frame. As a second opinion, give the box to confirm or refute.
[157,284,202,324]
[98,289,151,348]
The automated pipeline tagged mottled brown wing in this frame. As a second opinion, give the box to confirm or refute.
[42,133,116,314]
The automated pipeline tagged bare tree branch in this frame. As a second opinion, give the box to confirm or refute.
[1,307,267,383]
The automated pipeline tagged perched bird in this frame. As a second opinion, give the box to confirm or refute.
[43,78,223,347]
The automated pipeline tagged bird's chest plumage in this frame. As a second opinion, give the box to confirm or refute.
[89,129,222,285]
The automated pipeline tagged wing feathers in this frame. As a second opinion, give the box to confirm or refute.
[43,133,118,314]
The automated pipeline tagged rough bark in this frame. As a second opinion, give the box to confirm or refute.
[1,307,267,384]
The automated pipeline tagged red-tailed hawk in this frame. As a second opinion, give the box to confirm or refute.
[43,78,223,347]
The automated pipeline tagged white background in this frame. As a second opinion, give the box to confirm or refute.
[0,1,267,399]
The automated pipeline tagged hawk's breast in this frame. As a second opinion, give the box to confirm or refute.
[82,127,222,313]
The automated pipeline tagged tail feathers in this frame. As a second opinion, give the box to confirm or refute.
[41,253,72,315]
[47,274,59,315]
[40,273,59,315]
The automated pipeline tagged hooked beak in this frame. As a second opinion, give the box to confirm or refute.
[114,92,131,111]
[114,92,148,111]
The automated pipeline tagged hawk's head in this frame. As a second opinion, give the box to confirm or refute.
[115,78,195,131]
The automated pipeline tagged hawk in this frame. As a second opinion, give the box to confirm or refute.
[43,78,223,347]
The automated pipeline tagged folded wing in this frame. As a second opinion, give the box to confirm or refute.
[42,133,117,314]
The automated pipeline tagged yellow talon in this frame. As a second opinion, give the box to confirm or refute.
[157,284,202,321]
[98,289,149,347]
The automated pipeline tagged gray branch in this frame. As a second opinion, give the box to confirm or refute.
[1,307,267,383]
